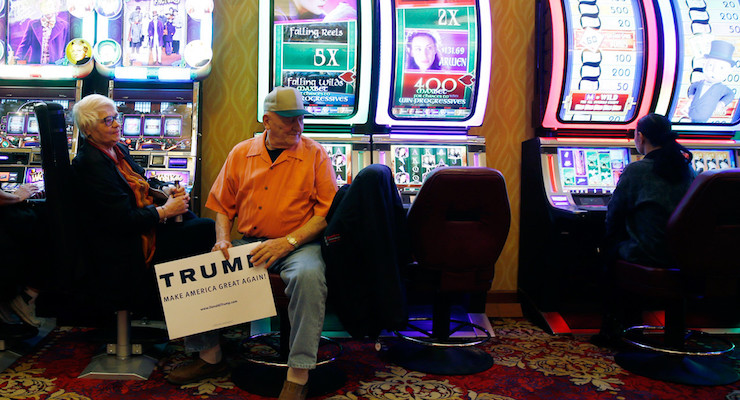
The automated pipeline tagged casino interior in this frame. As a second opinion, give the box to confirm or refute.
[3,0,740,398]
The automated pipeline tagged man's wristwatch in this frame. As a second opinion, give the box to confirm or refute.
[286,235,298,248]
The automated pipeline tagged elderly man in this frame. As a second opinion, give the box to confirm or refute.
[167,87,337,400]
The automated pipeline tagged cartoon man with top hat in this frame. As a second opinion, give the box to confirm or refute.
[687,40,737,123]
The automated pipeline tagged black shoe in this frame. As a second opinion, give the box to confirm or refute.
[167,357,229,385]
[0,321,39,341]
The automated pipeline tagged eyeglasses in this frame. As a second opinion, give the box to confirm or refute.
[101,114,121,127]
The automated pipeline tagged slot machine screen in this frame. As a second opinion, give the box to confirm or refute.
[26,114,38,135]
[94,0,213,76]
[122,115,142,136]
[391,144,467,187]
[540,0,658,130]
[0,99,74,149]
[24,167,43,187]
[116,101,192,153]
[388,0,481,120]
[167,157,188,169]
[145,170,190,185]
[0,1,4,64]
[6,112,25,135]
[164,116,183,137]
[557,0,646,123]
[556,147,630,193]
[0,166,24,191]
[322,143,352,185]
[664,0,740,127]
[689,149,737,173]
[270,0,360,118]
[143,116,162,137]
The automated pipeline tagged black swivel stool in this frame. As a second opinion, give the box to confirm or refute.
[388,167,511,375]
[232,273,344,397]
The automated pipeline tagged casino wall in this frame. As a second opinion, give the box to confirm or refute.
[199,0,534,317]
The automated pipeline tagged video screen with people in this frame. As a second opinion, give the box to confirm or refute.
[391,144,467,187]
[556,0,647,123]
[94,0,214,72]
[688,149,737,173]
[271,0,360,118]
[3,0,94,67]
[666,0,740,125]
[557,147,631,193]
[389,0,481,120]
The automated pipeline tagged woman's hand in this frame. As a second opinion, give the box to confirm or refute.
[170,185,188,199]
[161,190,189,217]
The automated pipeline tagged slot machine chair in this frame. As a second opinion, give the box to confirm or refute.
[232,274,343,398]
[613,168,740,386]
[35,102,159,380]
[388,167,510,375]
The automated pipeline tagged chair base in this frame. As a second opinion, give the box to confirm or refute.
[78,353,157,380]
[623,325,735,356]
[394,317,492,347]
[231,362,347,397]
[386,341,493,375]
[615,351,740,386]
[241,332,343,367]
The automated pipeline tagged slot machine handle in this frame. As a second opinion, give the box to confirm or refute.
[174,180,183,223]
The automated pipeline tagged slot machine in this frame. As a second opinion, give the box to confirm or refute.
[520,0,662,334]
[92,0,213,210]
[652,0,740,166]
[0,0,95,194]
[257,0,374,186]
[373,0,491,204]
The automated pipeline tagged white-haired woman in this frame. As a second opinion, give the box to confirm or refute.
[71,93,214,315]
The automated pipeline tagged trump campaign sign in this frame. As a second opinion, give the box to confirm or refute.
[154,242,276,339]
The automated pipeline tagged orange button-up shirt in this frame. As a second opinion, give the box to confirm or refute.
[206,134,337,238]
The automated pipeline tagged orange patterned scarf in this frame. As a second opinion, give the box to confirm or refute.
[109,145,157,265]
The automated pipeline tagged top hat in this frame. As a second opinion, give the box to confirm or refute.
[705,40,736,66]
[264,87,312,118]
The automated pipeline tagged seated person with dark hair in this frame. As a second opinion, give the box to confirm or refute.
[594,113,696,345]
[71,93,215,316]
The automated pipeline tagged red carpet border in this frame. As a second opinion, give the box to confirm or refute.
[2,319,740,399]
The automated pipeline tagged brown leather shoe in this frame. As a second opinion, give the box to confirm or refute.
[167,357,229,385]
[278,380,309,400]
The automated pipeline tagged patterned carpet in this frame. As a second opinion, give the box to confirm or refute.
[2,318,740,400]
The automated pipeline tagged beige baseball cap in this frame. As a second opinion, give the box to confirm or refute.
[264,86,312,117]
